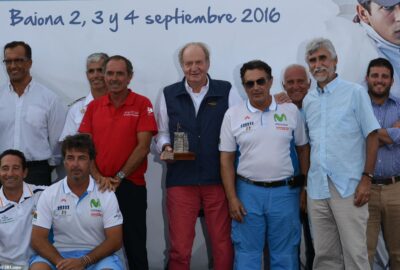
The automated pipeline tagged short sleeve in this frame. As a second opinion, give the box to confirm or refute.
[137,97,158,135]
[219,110,237,152]
[32,190,53,229]
[294,109,308,146]
[102,192,123,229]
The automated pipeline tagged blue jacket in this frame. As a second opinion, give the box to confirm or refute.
[164,77,231,187]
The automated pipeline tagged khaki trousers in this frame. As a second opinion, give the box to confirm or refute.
[308,180,370,270]
[367,181,400,270]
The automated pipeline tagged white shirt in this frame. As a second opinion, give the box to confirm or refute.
[0,80,67,165]
[59,93,94,141]
[219,97,308,182]
[0,183,45,267]
[155,79,243,152]
[33,176,123,252]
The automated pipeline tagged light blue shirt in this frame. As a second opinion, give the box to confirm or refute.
[303,76,380,199]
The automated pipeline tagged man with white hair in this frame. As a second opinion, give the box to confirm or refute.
[282,64,314,270]
[303,37,379,269]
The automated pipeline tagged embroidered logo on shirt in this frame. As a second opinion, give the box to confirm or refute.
[240,121,254,132]
[114,209,123,220]
[244,115,251,120]
[90,199,101,208]
[123,111,139,117]
[274,113,289,130]
[54,204,70,217]
[0,215,14,224]
[274,113,287,122]
[90,199,103,217]
[147,107,154,115]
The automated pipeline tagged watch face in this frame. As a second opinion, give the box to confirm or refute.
[117,171,125,179]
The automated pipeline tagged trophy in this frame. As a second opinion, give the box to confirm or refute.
[162,123,195,160]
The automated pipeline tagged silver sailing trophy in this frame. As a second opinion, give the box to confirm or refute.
[163,123,195,160]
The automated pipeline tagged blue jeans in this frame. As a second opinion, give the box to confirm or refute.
[233,178,301,270]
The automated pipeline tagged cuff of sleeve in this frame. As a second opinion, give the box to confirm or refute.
[387,127,400,145]
[156,137,171,153]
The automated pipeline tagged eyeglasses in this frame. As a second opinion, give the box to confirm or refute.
[2,58,29,66]
[243,78,268,89]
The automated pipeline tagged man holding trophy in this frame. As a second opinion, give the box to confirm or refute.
[156,42,242,269]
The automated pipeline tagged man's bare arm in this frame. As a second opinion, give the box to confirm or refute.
[31,226,64,265]
[112,131,153,187]
[220,151,246,222]
[354,131,378,207]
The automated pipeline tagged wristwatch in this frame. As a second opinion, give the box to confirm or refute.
[362,172,374,180]
[116,171,126,181]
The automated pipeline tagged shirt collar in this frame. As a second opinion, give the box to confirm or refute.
[0,182,33,206]
[246,95,277,113]
[62,176,95,195]
[184,78,209,95]
[375,94,399,106]
[317,75,339,94]
[361,21,400,53]
[8,79,34,95]
[104,89,134,106]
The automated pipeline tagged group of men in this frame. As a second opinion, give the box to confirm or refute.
[0,0,399,267]
[0,41,155,269]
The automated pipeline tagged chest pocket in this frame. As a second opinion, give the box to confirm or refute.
[25,105,47,129]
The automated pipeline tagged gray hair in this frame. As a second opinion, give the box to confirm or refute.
[86,52,109,67]
[178,42,210,66]
[304,38,337,62]
[282,64,310,84]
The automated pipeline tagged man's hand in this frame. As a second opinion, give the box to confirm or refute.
[274,92,291,104]
[110,176,122,189]
[392,120,400,128]
[97,176,116,192]
[56,258,85,270]
[160,145,174,162]
[228,197,247,223]
[354,176,371,207]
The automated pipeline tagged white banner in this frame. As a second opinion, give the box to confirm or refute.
[0,0,390,269]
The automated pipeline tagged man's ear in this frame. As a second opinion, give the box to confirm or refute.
[356,4,371,24]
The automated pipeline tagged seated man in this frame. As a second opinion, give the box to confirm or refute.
[30,134,123,269]
[0,149,45,269]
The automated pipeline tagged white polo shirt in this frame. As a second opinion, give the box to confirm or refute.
[33,176,123,252]
[219,97,308,182]
[0,183,45,267]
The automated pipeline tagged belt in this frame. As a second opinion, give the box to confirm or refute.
[371,176,400,185]
[237,175,305,188]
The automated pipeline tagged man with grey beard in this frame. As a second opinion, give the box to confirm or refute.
[303,37,379,270]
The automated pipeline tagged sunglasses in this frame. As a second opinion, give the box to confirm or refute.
[243,78,268,89]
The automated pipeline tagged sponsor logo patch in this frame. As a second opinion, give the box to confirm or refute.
[123,111,139,117]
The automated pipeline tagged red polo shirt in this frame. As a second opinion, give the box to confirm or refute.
[79,90,158,185]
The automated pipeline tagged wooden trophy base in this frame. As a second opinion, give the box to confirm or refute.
[173,152,196,160]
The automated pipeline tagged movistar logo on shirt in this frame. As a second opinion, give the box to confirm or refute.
[90,199,101,208]
[274,113,287,122]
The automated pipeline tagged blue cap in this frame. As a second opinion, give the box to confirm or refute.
[358,0,400,6]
